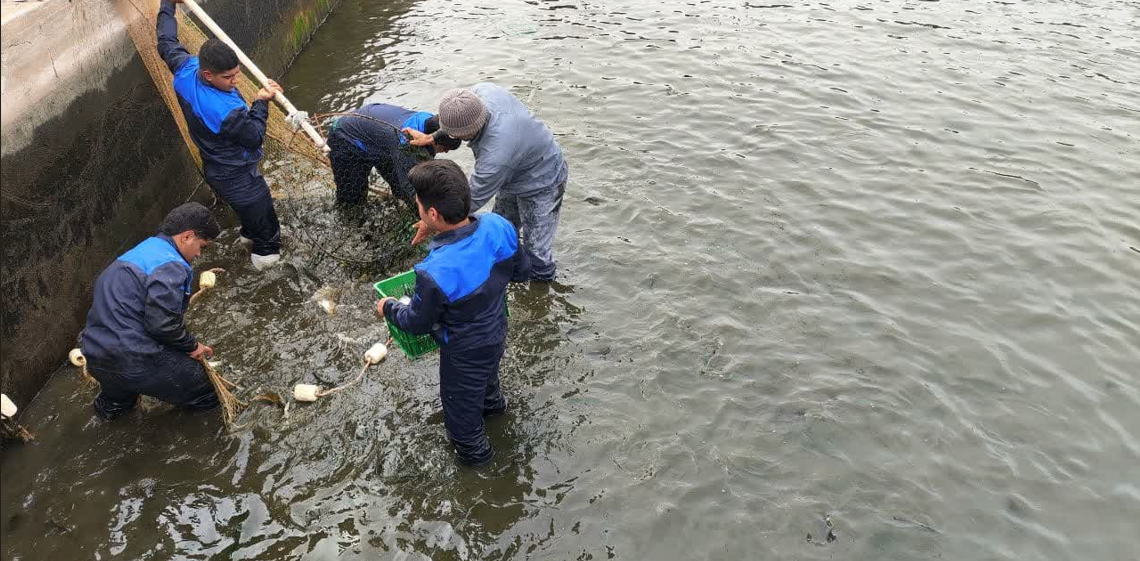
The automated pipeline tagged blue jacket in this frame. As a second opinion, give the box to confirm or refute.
[332,103,435,156]
[81,235,198,369]
[157,0,268,179]
[383,214,520,352]
[465,83,569,211]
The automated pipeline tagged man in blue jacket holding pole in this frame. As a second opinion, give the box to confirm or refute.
[81,203,221,420]
[377,160,524,466]
[157,0,285,271]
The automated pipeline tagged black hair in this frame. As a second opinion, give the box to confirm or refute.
[159,202,221,240]
[409,160,471,224]
[425,116,462,150]
[199,38,240,74]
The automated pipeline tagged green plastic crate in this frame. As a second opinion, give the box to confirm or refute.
[374,270,438,359]
[374,270,510,359]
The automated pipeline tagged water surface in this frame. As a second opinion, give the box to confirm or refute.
[3,0,1139,559]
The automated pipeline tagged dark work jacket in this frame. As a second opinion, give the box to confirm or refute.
[332,103,434,157]
[157,0,268,185]
[384,214,519,352]
[81,234,197,370]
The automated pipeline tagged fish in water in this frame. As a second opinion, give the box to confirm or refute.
[805,514,837,545]
[311,286,340,316]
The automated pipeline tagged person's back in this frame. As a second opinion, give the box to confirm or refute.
[82,236,194,368]
[417,82,568,281]
[335,103,425,152]
[411,213,516,348]
[379,160,522,465]
[466,82,567,206]
[328,103,458,208]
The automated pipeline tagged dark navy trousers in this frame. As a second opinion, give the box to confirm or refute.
[206,167,281,256]
[328,131,417,211]
[440,342,507,465]
[88,350,219,420]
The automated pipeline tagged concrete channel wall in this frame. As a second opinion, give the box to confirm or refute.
[0,0,338,407]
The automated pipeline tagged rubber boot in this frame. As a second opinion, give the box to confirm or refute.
[251,253,281,271]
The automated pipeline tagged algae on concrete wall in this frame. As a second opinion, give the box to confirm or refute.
[0,0,342,407]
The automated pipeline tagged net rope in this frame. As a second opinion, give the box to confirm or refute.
[115,0,426,274]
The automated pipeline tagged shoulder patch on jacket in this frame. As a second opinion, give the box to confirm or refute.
[415,216,517,301]
[401,112,434,134]
[119,237,192,276]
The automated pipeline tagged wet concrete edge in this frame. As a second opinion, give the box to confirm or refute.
[0,0,341,409]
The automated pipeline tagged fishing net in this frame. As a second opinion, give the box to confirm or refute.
[107,1,430,427]
[267,111,436,278]
[1,418,35,443]
[115,0,426,278]
[116,0,327,169]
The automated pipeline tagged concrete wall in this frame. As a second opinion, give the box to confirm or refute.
[0,0,337,407]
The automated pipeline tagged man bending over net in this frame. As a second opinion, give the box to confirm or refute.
[157,0,285,271]
[327,104,461,211]
[406,84,568,281]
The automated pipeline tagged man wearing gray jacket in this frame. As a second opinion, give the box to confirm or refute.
[406,83,568,281]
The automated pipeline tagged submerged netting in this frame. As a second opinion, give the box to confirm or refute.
[116,0,428,275]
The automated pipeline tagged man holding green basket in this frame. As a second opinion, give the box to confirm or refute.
[376,160,524,466]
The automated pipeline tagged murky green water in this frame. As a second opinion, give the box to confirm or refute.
[4,0,1140,559]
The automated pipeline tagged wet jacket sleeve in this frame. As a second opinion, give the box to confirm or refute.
[156,0,192,73]
[143,262,198,352]
[382,271,445,336]
[220,100,270,149]
[469,150,514,212]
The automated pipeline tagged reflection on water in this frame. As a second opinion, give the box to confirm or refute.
[4,0,1139,559]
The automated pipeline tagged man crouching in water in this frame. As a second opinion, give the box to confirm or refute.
[80,203,220,420]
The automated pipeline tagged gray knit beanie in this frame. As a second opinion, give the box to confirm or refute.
[438,88,488,138]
